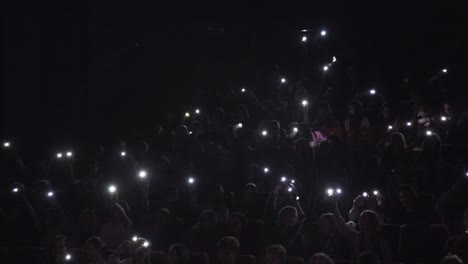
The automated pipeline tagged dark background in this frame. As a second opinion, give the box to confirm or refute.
[2,1,465,152]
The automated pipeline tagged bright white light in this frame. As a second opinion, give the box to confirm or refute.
[363,192,369,197]
[465,172,468,177]
[301,36,307,42]
[143,241,150,248]
[108,185,117,193]
[13,188,18,193]
[369,89,376,95]
[57,153,63,158]
[261,130,268,136]
[184,112,190,118]
[195,109,200,114]
[336,188,342,194]
[121,151,126,157]
[332,56,337,63]
[291,179,295,184]
[132,236,138,242]
[323,65,329,72]
[373,190,379,196]
[3,142,10,148]
[281,78,286,83]
[302,100,308,107]
[236,123,243,128]
[426,130,433,136]
[138,170,147,179]
[47,191,54,197]
[241,88,246,93]
[288,187,293,192]
[441,116,447,121]
[406,122,412,127]
[189,131,193,135]
[320,30,327,36]
[281,176,287,182]
[263,167,269,173]
[65,254,71,261]
[66,151,72,157]
[442,68,448,73]
[188,177,195,184]
[296,196,300,201]
[293,127,298,133]
[327,188,334,196]
[388,125,393,130]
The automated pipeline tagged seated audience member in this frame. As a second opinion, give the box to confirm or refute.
[224,212,250,251]
[357,251,381,264]
[217,236,240,264]
[47,235,69,264]
[146,208,182,251]
[265,244,287,264]
[348,193,385,224]
[269,206,305,257]
[85,236,107,264]
[168,244,191,264]
[188,210,221,255]
[441,254,464,264]
[393,184,437,224]
[108,238,152,264]
[446,208,468,263]
[100,202,132,248]
[309,253,334,264]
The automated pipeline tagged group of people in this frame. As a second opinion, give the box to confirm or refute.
[1,80,468,264]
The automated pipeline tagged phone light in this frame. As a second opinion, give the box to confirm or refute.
[65,254,71,261]
[291,179,295,184]
[188,177,195,184]
[3,142,10,148]
[388,125,393,130]
[132,236,138,242]
[195,109,200,114]
[189,131,193,135]
[66,151,73,157]
[301,36,307,42]
[263,167,269,173]
[121,151,126,157]
[373,190,379,196]
[369,89,376,95]
[143,241,150,248]
[320,30,327,36]
[184,112,190,118]
[336,188,342,194]
[327,188,334,196]
[426,130,433,136]
[441,116,447,122]
[288,187,293,192]
[281,78,286,83]
[138,170,147,179]
[281,176,287,182]
[57,153,63,159]
[406,122,412,127]
[332,56,337,63]
[323,65,329,72]
[108,185,117,193]
[301,100,308,107]
[362,192,369,197]
[12,187,18,193]
[47,191,54,197]
[296,196,300,201]
[261,130,268,136]
[241,88,246,93]
[236,123,243,129]
[293,127,298,133]
[465,172,468,177]
[442,68,448,73]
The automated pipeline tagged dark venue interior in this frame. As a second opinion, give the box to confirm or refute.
[1,1,466,264]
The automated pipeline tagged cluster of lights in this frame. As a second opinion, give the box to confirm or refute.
[362,190,379,197]
[327,188,342,196]
[56,151,73,159]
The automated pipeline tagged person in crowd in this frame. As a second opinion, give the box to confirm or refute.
[168,244,191,264]
[381,132,410,170]
[312,101,340,129]
[100,202,133,248]
[344,101,370,132]
[217,236,240,264]
[268,206,306,257]
[85,236,107,264]
[265,244,287,264]
[441,254,464,264]
[47,235,69,264]
[348,193,385,224]
[187,210,221,255]
[107,238,152,264]
[308,253,334,264]
[146,207,183,251]
[445,208,468,263]
[393,184,438,224]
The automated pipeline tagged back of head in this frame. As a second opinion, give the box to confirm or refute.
[309,253,334,264]
[358,251,381,264]
[217,236,240,252]
[265,244,287,264]
[168,244,191,264]
[441,254,463,264]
